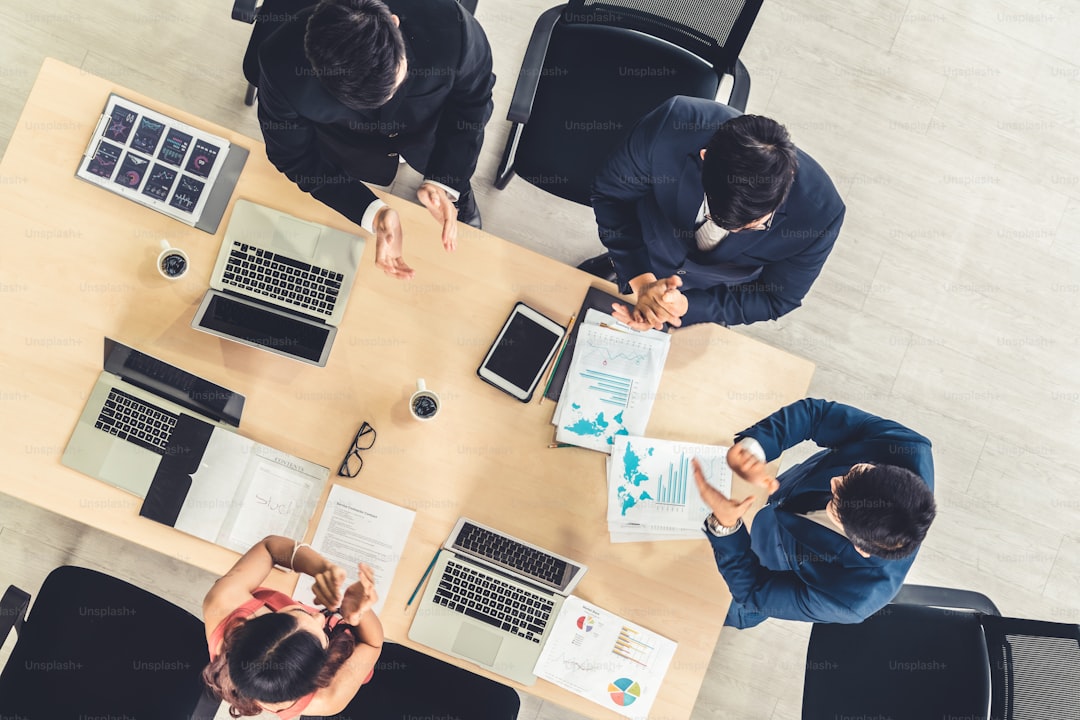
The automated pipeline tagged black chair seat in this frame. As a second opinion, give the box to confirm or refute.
[515,22,719,205]
[0,566,211,720]
[306,641,520,720]
[802,604,992,720]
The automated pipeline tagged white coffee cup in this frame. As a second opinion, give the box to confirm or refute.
[157,239,189,280]
[409,379,441,421]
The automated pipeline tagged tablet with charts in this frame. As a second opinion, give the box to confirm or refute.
[76,94,248,233]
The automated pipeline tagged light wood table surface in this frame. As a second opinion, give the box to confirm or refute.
[0,58,815,719]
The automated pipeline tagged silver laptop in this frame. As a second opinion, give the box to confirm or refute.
[61,338,245,497]
[408,518,587,685]
[192,199,365,367]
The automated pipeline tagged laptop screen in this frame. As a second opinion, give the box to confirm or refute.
[194,292,331,364]
[103,338,244,427]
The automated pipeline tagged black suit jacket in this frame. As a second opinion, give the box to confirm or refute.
[592,96,845,326]
[256,0,495,227]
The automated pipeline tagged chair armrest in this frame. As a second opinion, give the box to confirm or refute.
[891,584,1001,616]
[1,585,31,644]
[507,5,566,124]
[232,0,259,23]
[727,58,750,112]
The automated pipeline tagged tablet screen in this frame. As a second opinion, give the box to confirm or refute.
[485,312,562,391]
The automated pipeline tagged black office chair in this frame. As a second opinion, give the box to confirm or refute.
[0,565,218,720]
[305,641,520,719]
[801,584,1080,720]
[231,0,479,107]
[493,0,764,206]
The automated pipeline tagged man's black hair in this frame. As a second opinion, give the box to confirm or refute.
[701,115,798,231]
[834,464,936,560]
[304,0,406,111]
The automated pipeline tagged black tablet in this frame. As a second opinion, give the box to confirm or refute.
[477,303,565,402]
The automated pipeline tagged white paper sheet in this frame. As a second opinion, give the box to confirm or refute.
[553,312,670,453]
[604,436,732,542]
[534,595,677,720]
[294,485,415,616]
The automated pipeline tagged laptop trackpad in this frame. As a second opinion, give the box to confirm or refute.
[274,216,320,260]
[451,624,503,666]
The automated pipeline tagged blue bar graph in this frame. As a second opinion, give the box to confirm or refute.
[656,455,689,505]
[580,369,632,407]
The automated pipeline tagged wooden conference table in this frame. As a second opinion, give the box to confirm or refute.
[0,59,814,719]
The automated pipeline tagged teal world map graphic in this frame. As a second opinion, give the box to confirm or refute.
[617,440,655,515]
[562,404,630,445]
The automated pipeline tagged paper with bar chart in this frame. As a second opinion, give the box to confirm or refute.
[606,435,732,540]
[553,316,670,453]
[533,595,677,720]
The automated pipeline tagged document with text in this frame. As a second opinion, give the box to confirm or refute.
[294,485,415,616]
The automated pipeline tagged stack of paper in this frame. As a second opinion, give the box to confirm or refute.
[293,485,416,616]
[606,435,732,543]
[551,310,671,453]
[534,595,677,720]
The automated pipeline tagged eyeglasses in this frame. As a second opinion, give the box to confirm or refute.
[708,212,775,233]
[337,421,376,477]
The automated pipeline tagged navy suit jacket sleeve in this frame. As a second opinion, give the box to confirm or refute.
[422,5,495,192]
[704,527,870,624]
[734,398,930,464]
[256,75,376,229]
[680,203,845,326]
[591,99,681,283]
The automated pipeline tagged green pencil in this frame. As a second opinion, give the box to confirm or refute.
[404,549,440,612]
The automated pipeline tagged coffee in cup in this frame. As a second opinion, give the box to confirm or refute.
[409,379,441,421]
[157,239,189,280]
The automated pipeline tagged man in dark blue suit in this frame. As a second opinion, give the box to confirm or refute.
[255,0,494,279]
[692,399,936,628]
[589,96,845,327]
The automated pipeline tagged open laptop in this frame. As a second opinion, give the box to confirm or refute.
[191,199,365,367]
[61,338,245,497]
[408,517,588,685]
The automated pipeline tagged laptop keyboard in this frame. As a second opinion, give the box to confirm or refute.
[454,521,569,587]
[94,388,178,454]
[222,242,342,317]
[434,559,554,643]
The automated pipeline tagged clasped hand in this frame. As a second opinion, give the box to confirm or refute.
[310,562,379,623]
[612,276,688,331]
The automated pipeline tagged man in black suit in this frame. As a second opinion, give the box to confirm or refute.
[255,0,495,279]
[587,96,845,327]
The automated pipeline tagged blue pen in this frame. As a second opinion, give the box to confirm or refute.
[404,549,441,612]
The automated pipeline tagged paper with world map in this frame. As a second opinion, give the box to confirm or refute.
[606,435,732,541]
[552,311,670,453]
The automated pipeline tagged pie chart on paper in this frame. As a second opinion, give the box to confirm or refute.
[608,677,641,707]
[577,615,596,632]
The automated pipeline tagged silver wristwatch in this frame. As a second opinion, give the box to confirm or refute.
[704,514,743,537]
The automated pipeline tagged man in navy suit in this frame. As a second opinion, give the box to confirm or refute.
[588,96,845,327]
[255,0,494,279]
[692,399,936,628]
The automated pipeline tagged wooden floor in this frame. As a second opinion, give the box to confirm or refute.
[2,1,1079,718]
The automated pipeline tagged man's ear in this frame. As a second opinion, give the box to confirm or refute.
[391,13,400,26]
[699,149,707,161]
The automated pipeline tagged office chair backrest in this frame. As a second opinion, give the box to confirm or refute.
[0,566,213,720]
[982,615,1080,720]
[242,0,312,87]
[568,0,763,71]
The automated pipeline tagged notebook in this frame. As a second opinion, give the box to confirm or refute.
[191,199,365,367]
[61,338,245,497]
[139,416,328,554]
[408,518,588,685]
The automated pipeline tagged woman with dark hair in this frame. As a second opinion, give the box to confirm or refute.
[202,535,383,718]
